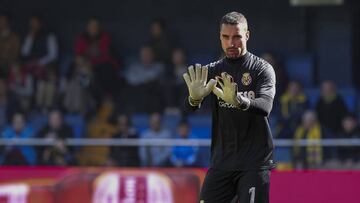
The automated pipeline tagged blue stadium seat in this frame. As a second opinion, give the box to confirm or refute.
[338,87,357,112]
[274,147,292,163]
[188,114,212,127]
[28,113,48,134]
[163,114,181,131]
[284,54,314,87]
[65,114,85,138]
[304,88,320,109]
[131,113,150,133]
[192,127,211,139]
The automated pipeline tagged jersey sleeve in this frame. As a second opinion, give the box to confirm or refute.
[247,64,276,116]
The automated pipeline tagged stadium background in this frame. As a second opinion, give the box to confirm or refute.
[0,0,360,202]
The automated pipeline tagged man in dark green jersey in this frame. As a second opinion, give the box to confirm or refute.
[183,11,276,203]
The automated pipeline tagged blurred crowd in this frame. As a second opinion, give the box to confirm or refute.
[0,13,359,169]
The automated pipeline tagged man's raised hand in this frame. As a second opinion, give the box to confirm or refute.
[183,64,217,105]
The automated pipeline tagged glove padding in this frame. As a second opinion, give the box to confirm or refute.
[183,64,217,102]
[213,72,244,108]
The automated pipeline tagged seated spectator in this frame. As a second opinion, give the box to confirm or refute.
[0,79,20,131]
[1,112,36,165]
[277,81,308,138]
[0,13,20,78]
[21,15,58,78]
[338,113,360,165]
[123,45,165,113]
[293,110,323,169]
[63,55,95,114]
[125,45,164,86]
[108,114,140,167]
[35,66,59,111]
[147,19,173,65]
[37,109,74,166]
[164,48,188,113]
[75,18,118,100]
[316,80,348,134]
[78,97,117,166]
[7,62,34,112]
[139,112,172,167]
[170,121,199,167]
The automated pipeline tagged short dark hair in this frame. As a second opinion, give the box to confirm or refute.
[220,11,247,28]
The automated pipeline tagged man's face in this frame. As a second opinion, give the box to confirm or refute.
[149,113,161,132]
[0,16,8,31]
[140,47,154,66]
[13,114,25,133]
[87,19,100,37]
[220,23,249,59]
[29,17,41,32]
[49,111,62,129]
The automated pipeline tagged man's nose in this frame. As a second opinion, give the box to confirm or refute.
[229,39,235,47]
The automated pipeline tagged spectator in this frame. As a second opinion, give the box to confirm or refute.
[277,81,308,138]
[0,79,20,131]
[123,45,165,113]
[21,15,58,78]
[338,113,360,166]
[63,55,94,114]
[293,110,323,169]
[75,18,118,100]
[108,114,140,167]
[7,62,34,112]
[37,109,74,166]
[78,97,117,166]
[170,121,199,167]
[1,112,36,165]
[316,80,348,134]
[35,66,59,111]
[139,112,172,167]
[164,48,188,113]
[125,45,164,86]
[0,13,20,78]
[147,19,172,65]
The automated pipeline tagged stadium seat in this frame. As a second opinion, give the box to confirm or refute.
[304,87,320,109]
[28,113,48,134]
[284,54,314,88]
[338,87,357,112]
[65,114,85,138]
[131,113,150,133]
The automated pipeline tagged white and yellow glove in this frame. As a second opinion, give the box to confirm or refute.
[213,72,250,110]
[183,64,217,106]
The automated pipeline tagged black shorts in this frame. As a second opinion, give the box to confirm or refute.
[199,168,270,203]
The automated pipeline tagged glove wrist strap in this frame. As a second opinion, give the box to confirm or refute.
[188,96,203,107]
[236,95,250,110]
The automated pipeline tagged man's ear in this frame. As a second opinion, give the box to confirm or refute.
[246,30,250,41]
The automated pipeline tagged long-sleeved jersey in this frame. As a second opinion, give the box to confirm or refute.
[185,52,276,170]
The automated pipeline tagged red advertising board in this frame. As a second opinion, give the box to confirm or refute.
[0,167,359,203]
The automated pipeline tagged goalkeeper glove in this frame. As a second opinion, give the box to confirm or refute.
[212,72,250,110]
[183,64,217,106]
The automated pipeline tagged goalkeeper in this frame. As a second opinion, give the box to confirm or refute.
[183,12,276,203]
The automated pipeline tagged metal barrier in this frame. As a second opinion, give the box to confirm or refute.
[0,138,360,146]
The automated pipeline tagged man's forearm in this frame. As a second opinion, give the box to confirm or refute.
[244,95,273,117]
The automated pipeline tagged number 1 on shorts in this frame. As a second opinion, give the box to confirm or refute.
[249,187,255,203]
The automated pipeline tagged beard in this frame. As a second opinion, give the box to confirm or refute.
[225,48,241,59]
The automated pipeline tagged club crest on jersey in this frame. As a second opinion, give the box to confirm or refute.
[241,72,252,86]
